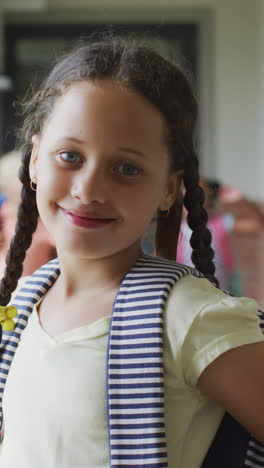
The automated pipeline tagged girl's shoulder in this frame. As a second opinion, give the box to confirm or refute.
[8,259,59,306]
[164,273,259,352]
[9,275,30,304]
[164,274,262,388]
[166,273,258,324]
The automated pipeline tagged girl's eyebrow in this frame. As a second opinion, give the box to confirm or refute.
[52,139,147,158]
[117,146,146,158]
[53,137,86,145]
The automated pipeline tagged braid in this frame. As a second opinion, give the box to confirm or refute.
[0,149,39,306]
[183,152,219,285]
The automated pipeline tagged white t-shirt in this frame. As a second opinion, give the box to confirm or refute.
[0,275,262,468]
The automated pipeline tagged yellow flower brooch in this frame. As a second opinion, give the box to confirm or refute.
[0,306,17,331]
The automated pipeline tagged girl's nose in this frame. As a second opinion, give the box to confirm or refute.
[70,167,107,205]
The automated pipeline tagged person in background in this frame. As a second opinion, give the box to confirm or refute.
[219,184,264,234]
[0,150,56,276]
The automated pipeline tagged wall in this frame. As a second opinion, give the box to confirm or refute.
[214,0,263,199]
[0,5,3,73]
[259,1,264,192]
[47,0,216,9]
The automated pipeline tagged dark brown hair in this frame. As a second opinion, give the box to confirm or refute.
[0,36,217,308]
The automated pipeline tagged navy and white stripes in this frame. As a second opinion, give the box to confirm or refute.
[107,255,202,467]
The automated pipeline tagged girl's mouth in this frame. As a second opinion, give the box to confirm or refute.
[61,208,116,229]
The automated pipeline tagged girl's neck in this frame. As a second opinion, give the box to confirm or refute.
[55,243,142,299]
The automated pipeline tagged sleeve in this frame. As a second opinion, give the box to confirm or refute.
[182,290,263,388]
[164,274,263,389]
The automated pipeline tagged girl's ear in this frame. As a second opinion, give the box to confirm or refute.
[29,134,40,182]
[159,170,183,212]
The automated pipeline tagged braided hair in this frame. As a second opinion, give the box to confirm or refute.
[0,35,218,314]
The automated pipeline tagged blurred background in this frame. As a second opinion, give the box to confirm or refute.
[1,0,264,306]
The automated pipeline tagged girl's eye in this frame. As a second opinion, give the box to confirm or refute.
[116,163,141,176]
[57,151,82,164]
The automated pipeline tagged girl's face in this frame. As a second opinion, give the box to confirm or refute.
[30,80,181,260]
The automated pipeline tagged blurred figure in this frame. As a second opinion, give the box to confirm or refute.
[0,193,7,208]
[219,184,264,308]
[0,150,56,276]
[219,184,264,234]
[177,178,241,294]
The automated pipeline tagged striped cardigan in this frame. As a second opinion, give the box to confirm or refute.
[0,254,263,467]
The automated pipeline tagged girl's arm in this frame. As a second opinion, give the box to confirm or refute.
[197,340,264,443]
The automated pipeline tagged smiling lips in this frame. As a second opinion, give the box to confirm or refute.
[61,208,116,229]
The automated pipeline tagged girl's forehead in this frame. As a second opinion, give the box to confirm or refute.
[53,80,157,115]
[41,80,168,145]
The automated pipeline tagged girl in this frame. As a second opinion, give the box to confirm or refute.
[0,37,264,468]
